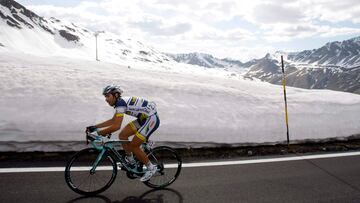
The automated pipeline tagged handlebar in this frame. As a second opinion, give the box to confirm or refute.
[85,132,150,150]
[86,132,111,145]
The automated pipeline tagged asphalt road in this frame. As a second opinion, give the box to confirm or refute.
[1,153,360,203]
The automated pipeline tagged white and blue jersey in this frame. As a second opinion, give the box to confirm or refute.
[114,96,160,141]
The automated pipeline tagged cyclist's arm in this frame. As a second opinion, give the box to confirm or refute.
[98,113,123,136]
[95,118,114,128]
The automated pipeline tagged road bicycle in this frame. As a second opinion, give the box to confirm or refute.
[65,133,182,196]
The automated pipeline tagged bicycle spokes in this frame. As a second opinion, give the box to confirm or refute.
[143,146,182,189]
[65,148,117,196]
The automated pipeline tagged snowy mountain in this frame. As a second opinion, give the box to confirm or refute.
[245,54,360,94]
[0,0,174,65]
[287,36,360,67]
[167,37,360,94]
[166,52,247,69]
[244,37,360,94]
[166,37,360,94]
[3,0,358,95]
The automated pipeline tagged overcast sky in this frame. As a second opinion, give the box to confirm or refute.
[17,0,360,62]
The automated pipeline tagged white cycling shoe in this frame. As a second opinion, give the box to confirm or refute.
[140,165,157,182]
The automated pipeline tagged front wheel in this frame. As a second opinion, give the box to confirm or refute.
[143,146,182,189]
[65,148,117,196]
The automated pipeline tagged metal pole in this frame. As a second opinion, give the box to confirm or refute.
[94,31,104,61]
[95,34,98,61]
[281,55,290,146]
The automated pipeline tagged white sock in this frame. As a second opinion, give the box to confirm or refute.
[146,162,155,170]
[126,154,135,163]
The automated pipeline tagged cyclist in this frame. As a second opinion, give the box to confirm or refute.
[86,85,160,182]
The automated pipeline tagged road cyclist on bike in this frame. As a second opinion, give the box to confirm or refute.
[86,84,160,182]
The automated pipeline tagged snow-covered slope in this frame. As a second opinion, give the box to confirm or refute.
[0,52,359,151]
[0,0,174,66]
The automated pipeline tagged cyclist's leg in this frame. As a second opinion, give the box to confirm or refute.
[131,113,160,165]
[129,136,148,164]
[118,124,136,155]
[130,114,160,181]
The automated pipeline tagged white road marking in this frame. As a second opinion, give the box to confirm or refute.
[181,151,360,168]
[1,151,360,173]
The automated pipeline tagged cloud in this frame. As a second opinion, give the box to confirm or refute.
[26,3,110,26]
[195,28,256,42]
[252,3,305,24]
[263,23,360,42]
[307,0,360,23]
[240,0,360,42]
[319,26,360,37]
[245,0,360,25]
[130,18,192,36]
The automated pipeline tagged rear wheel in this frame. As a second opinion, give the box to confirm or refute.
[143,146,182,189]
[65,148,117,196]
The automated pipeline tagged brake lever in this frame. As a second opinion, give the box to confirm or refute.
[85,132,111,145]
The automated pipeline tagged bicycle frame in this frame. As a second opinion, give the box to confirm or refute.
[88,139,146,175]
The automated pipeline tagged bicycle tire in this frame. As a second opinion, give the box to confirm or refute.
[65,148,117,196]
[143,146,182,189]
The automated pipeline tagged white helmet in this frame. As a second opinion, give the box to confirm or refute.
[102,84,123,96]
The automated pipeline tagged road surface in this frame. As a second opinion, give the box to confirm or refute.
[1,152,360,202]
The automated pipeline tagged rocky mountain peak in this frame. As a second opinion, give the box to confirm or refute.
[167,52,246,69]
[0,0,44,29]
[288,36,360,67]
